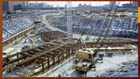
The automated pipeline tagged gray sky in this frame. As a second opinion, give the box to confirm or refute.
[29,1,131,7]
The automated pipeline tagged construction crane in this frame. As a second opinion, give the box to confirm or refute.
[73,2,121,72]
[93,2,120,57]
[67,2,73,42]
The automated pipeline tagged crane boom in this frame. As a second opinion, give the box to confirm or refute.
[93,2,120,57]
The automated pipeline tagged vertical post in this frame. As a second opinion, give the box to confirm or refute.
[72,45,74,55]
[53,56,55,66]
[68,46,70,57]
[47,57,50,69]
[58,53,60,63]
[66,47,68,58]
[68,47,70,56]
[17,52,19,58]
[41,61,44,72]
[61,50,64,60]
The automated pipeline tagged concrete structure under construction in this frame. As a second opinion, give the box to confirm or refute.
[2,1,138,77]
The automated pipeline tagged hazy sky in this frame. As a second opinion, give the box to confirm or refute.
[29,1,131,7]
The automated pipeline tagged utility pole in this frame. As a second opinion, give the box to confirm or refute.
[67,2,73,42]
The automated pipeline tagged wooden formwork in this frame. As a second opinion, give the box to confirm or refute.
[2,39,138,76]
[3,42,76,76]
[41,31,67,42]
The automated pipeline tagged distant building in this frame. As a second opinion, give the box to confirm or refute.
[121,1,138,8]
[109,1,117,10]
[3,2,9,13]
[3,1,25,13]
[122,3,132,8]
[130,1,138,8]
[23,1,29,7]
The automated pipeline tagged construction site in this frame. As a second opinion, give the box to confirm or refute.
[2,1,138,77]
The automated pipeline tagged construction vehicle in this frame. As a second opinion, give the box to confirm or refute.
[73,17,113,72]
[73,2,120,72]
[73,48,96,72]
[72,44,137,72]
[34,20,41,24]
